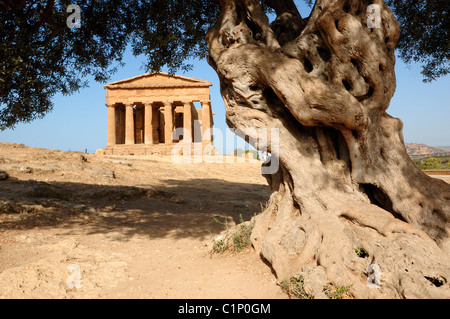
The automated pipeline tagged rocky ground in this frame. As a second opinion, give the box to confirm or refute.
[0,142,286,299]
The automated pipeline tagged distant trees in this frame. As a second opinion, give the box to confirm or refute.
[413,156,450,170]
[233,148,260,160]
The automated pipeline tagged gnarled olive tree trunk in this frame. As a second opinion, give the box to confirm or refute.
[206,0,450,298]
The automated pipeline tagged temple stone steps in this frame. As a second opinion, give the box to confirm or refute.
[100,142,216,156]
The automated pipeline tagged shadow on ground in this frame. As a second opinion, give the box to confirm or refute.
[0,177,270,242]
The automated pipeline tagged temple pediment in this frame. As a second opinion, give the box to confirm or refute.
[102,72,214,156]
[104,72,212,89]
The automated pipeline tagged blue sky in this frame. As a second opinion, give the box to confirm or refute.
[1,3,449,153]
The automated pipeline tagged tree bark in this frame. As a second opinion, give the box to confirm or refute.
[206,0,450,298]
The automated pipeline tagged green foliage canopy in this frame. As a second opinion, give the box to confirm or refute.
[0,0,218,129]
[413,156,450,170]
[0,0,448,129]
[386,0,449,82]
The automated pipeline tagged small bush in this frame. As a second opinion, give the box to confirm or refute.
[281,276,312,299]
[211,214,255,254]
[323,283,352,299]
[211,238,230,254]
[354,246,369,258]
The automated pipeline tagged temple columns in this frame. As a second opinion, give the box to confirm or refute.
[183,101,193,143]
[164,101,174,144]
[106,100,213,148]
[106,103,116,146]
[201,100,212,145]
[144,103,154,144]
[125,103,135,145]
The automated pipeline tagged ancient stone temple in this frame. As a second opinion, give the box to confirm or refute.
[101,72,214,155]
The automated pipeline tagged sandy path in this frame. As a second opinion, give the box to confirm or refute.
[0,143,286,299]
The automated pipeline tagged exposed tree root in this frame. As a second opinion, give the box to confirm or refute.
[207,0,450,298]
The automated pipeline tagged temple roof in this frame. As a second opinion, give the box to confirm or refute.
[103,72,213,89]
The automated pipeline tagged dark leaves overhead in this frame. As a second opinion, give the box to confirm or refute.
[0,0,447,129]
[385,0,449,82]
[0,0,219,129]
[131,0,219,73]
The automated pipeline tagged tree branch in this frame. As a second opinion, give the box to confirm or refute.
[242,0,280,50]
[265,0,302,18]
[33,1,63,47]
[35,0,55,28]
[265,0,306,45]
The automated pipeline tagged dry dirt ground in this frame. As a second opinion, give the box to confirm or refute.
[0,142,287,299]
[1,143,448,300]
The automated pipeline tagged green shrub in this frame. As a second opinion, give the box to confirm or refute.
[323,283,352,299]
[211,214,255,254]
[281,276,312,299]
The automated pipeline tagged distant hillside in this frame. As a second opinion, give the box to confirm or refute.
[405,143,450,158]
